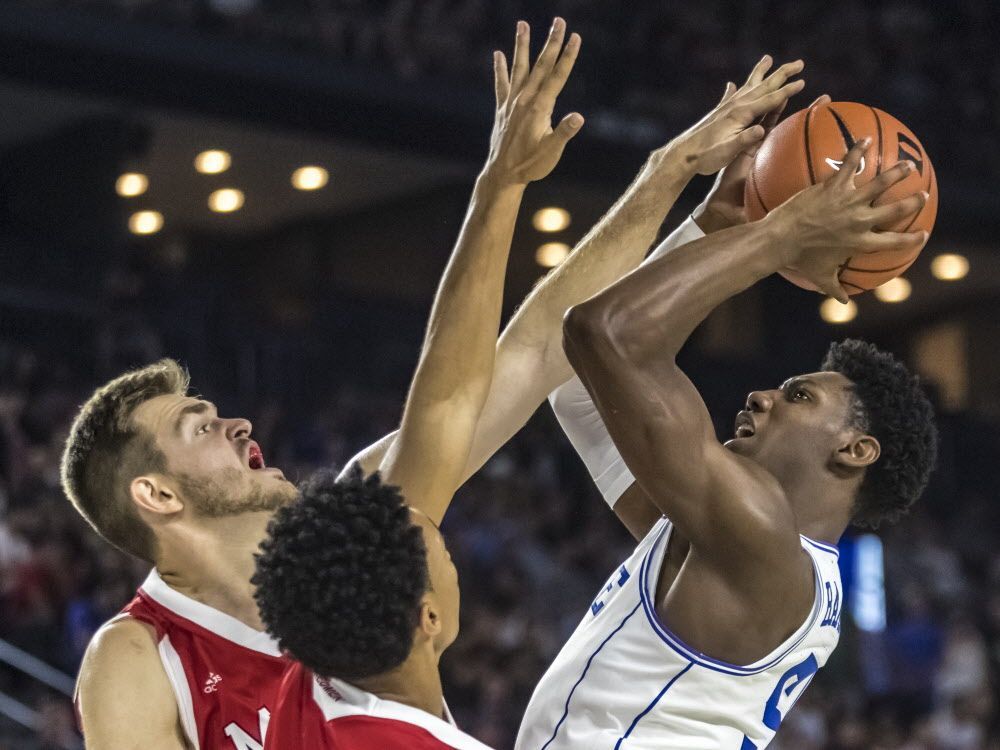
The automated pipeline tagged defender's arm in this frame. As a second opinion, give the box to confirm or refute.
[378,20,582,523]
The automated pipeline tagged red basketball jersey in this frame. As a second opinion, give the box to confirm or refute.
[265,661,495,750]
[120,569,290,749]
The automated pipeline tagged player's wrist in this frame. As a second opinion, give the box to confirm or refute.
[476,163,530,195]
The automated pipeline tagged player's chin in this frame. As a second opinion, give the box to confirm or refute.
[723,437,753,455]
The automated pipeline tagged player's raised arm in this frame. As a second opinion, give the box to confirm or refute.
[346,57,809,487]
[378,19,583,524]
[562,138,927,571]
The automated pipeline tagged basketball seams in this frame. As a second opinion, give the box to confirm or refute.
[750,167,771,213]
[804,105,817,185]
[869,107,884,175]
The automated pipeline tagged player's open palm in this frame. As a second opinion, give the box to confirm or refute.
[487,18,583,186]
[676,55,805,176]
[770,137,928,302]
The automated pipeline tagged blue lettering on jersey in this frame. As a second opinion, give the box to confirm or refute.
[820,581,841,630]
[741,653,819,749]
[590,565,631,617]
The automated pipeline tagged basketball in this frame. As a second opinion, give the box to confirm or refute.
[745,101,938,296]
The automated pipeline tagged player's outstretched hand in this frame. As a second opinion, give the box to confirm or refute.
[485,18,583,186]
[673,55,805,177]
[766,138,928,303]
[693,90,831,234]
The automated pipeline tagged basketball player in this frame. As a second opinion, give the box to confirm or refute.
[254,59,819,748]
[63,19,587,748]
[514,139,937,749]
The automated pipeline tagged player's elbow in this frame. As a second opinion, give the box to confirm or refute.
[563,302,616,369]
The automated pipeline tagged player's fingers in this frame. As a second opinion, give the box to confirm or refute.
[551,112,585,145]
[718,81,737,106]
[740,59,804,103]
[857,160,915,202]
[535,32,581,104]
[809,94,832,109]
[760,96,788,133]
[737,80,805,123]
[832,137,871,186]
[522,17,566,97]
[509,21,531,95]
[742,54,773,89]
[864,229,928,254]
[494,51,510,107]
[868,191,927,227]
[823,284,851,306]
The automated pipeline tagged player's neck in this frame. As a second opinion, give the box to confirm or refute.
[154,510,273,630]
[355,647,446,721]
[785,472,855,546]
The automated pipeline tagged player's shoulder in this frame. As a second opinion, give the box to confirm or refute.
[77,615,182,741]
[78,615,167,696]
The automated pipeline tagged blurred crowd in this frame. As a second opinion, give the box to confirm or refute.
[34,0,1000,178]
[0,318,998,749]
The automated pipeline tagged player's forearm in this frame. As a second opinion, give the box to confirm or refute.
[402,170,524,409]
[568,216,787,367]
[501,148,695,386]
[382,170,524,508]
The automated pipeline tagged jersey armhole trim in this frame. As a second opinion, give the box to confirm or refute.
[157,634,201,750]
[637,523,823,676]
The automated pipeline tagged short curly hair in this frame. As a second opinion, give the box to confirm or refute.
[821,339,937,528]
[252,466,429,681]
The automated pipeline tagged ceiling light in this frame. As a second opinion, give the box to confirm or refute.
[532,207,571,233]
[128,210,163,235]
[930,254,969,281]
[820,297,857,324]
[195,150,231,174]
[874,277,911,303]
[535,242,571,268]
[208,188,245,213]
[116,173,148,197]
[291,166,329,191]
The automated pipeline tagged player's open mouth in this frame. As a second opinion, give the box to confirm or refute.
[248,441,266,470]
[734,412,756,438]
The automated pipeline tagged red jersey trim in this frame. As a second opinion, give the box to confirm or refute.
[311,675,494,750]
[139,569,281,657]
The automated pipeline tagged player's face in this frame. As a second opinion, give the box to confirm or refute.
[725,370,862,478]
[412,512,461,653]
[132,393,297,517]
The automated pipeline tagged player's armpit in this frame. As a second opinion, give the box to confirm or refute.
[612,483,664,541]
[77,618,188,750]
[338,431,398,480]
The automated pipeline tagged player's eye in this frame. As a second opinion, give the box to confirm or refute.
[197,422,211,435]
[793,388,810,401]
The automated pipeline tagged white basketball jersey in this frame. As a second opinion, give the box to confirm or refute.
[516,517,842,750]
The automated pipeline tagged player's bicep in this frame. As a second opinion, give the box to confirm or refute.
[77,619,188,750]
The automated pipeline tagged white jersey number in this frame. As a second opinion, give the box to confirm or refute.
[224,707,271,750]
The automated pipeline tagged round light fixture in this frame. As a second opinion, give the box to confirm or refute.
[116,173,149,197]
[208,188,245,213]
[291,166,329,191]
[128,210,164,235]
[930,254,969,281]
[820,297,857,324]
[535,242,571,268]
[532,207,571,233]
[195,150,232,174]
[874,277,911,303]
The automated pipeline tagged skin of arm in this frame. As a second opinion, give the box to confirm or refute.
[562,138,926,585]
[77,618,189,750]
[347,57,808,489]
[378,20,583,524]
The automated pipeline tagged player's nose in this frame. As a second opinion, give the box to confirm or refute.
[746,391,773,413]
[225,418,252,440]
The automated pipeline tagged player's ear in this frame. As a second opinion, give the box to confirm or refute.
[834,434,880,469]
[131,475,184,516]
[417,596,443,638]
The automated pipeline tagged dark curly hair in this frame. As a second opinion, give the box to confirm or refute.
[252,466,429,681]
[821,339,937,528]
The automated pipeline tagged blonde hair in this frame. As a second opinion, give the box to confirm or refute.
[60,359,190,562]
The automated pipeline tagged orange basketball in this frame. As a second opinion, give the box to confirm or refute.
[744,101,938,296]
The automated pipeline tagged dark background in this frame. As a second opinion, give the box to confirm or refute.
[0,1,998,748]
